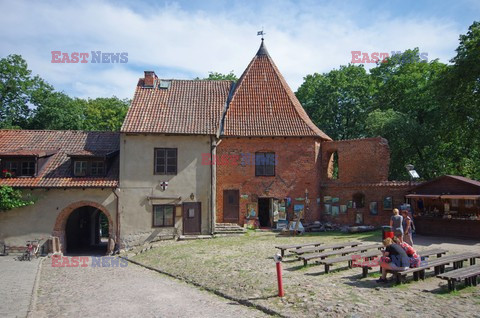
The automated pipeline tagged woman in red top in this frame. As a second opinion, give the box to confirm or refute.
[393,236,420,267]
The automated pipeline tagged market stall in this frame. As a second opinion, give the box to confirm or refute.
[406,176,480,240]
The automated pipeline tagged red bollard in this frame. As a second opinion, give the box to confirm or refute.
[274,254,285,297]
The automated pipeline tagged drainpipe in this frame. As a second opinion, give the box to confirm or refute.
[112,188,120,248]
[210,136,217,235]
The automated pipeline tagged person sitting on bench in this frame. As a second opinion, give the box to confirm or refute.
[377,237,410,283]
[393,236,421,268]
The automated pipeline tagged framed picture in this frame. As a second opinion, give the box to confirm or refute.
[347,200,353,209]
[369,202,378,215]
[324,196,332,203]
[294,204,304,218]
[246,203,257,219]
[332,197,340,203]
[278,200,287,221]
[340,205,347,214]
[355,212,363,224]
[383,196,393,210]
[332,205,340,216]
[324,204,331,214]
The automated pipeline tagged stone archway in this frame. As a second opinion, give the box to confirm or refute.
[53,201,114,254]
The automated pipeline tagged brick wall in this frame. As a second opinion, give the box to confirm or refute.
[319,184,411,227]
[321,137,390,183]
[216,137,322,225]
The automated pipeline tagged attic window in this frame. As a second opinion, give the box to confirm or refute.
[159,80,171,89]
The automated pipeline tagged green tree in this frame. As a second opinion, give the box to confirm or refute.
[367,49,447,180]
[435,21,480,180]
[83,97,130,131]
[29,92,86,130]
[0,186,34,211]
[296,65,374,140]
[196,71,238,81]
[0,54,51,128]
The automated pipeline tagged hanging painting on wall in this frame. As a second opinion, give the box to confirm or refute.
[383,196,393,210]
[340,205,347,214]
[332,205,340,216]
[369,202,378,215]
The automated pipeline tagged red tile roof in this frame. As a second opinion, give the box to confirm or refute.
[121,79,233,135]
[0,130,119,188]
[221,41,331,139]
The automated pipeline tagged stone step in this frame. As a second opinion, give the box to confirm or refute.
[177,235,213,241]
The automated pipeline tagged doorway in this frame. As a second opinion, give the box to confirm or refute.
[65,206,109,255]
[183,202,201,234]
[258,198,271,227]
[223,190,239,223]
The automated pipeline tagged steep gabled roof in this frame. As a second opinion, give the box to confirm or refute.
[221,41,331,139]
[122,79,233,135]
[0,130,119,188]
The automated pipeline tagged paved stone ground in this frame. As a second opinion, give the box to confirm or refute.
[31,256,269,318]
[0,256,40,318]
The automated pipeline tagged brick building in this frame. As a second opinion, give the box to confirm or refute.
[216,41,331,228]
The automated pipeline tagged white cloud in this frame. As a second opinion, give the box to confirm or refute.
[0,0,467,99]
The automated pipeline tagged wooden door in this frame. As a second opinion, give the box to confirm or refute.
[183,202,201,234]
[223,190,239,223]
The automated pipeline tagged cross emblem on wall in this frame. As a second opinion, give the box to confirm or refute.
[160,181,169,191]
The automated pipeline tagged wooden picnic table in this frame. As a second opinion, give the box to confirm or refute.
[293,241,361,256]
[437,264,480,291]
[298,243,382,266]
[274,242,324,257]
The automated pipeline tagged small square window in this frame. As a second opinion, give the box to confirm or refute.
[74,161,87,176]
[153,205,175,227]
[91,161,105,176]
[21,161,35,176]
[155,148,177,175]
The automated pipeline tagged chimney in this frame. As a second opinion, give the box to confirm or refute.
[144,71,156,88]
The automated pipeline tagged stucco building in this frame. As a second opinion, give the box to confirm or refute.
[0,40,422,253]
[0,130,119,254]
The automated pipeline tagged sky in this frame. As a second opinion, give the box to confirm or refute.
[0,0,478,100]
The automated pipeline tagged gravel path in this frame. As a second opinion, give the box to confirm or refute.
[31,256,269,318]
[0,256,40,318]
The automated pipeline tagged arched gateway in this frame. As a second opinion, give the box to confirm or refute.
[52,201,114,254]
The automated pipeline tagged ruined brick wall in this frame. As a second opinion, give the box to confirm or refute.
[216,137,322,225]
[321,137,390,183]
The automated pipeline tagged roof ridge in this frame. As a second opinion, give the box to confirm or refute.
[223,41,331,140]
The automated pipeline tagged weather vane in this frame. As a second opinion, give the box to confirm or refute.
[257,27,266,41]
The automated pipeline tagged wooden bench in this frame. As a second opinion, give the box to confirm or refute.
[392,252,480,284]
[299,243,382,266]
[437,264,480,291]
[275,242,324,257]
[363,248,448,278]
[294,241,361,256]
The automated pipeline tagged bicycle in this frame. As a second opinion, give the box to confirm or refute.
[16,239,43,261]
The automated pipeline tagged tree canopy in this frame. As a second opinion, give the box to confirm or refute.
[0,54,130,131]
[297,21,480,181]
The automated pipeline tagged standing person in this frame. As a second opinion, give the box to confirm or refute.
[377,237,410,283]
[401,209,414,246]
[389,208,404,243]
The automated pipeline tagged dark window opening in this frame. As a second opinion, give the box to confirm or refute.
[74,161,88,176]
[153,205,175,227]
[1,159,36,177]
[353,193,365,208]
[255,152,275,176]
[327,151,339,180]
[155,148,177,175]
[73,160,107,177]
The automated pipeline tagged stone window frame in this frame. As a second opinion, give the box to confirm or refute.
[152,204,175,227]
